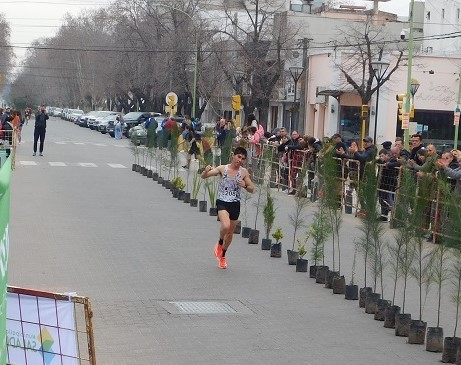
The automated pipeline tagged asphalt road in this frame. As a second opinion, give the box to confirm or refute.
[8,117,444,364]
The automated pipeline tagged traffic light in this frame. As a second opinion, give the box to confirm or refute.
[396,93,407,121]
[361,105,369,118]
[231,95,241,111]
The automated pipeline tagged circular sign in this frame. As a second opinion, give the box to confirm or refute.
[166,92,178,107]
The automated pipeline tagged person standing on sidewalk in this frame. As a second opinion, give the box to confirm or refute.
[201,147,254,269]
[33,106,48,156]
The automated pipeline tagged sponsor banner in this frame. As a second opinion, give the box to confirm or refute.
[0,156,11,365]
[6,291,78,365]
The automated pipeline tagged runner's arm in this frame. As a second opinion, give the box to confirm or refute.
[241,169,255,193]
[201,165,222,179]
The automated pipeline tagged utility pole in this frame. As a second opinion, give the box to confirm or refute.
[404,0,416,150]
[455,69,461,150]
[298,38,311,136]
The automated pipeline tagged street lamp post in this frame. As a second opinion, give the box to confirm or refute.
[371,60,390,144]
[289,66,304,132]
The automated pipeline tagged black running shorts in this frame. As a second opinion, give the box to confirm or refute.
[216,199,241,221]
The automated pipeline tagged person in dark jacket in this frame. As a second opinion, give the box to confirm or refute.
[33,105,49,156]
[409,133,425,166]
[336,136,376,179]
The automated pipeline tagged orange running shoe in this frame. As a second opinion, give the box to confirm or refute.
[214,243,223,260]
[219,257,227,269]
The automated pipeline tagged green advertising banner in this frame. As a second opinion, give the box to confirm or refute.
[0,156,11,365]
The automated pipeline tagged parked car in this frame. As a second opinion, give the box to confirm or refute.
[98,114,122,134]
[78,111,99,127]
[87,111,118,130]
[128,124,147,145]
[69,109,84,123]
[91,111,122,131]
[122,112,151,137]
[53,108,63,117]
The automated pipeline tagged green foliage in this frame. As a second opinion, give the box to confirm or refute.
[191,171,202,199]
[450,248,461,337]
[288,193,309,251]
[297,240,307,258]
[171,176,186,190]
[263,189,276,239]
[272,227,283,243]
[310,204,331,266]
[205,177,219,208]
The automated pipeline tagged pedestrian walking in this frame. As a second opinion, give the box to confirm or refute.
[33,106,48,156]
[114,116,122,139]
[201,146,254,269]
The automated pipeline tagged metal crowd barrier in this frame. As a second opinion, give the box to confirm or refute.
[0,129,17,170]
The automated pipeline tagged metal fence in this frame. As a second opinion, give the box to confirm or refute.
[0,130,17,170]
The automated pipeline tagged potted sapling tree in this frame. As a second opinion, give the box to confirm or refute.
[295,232,310,273]
[443,248,461,363]
[205,176,219,216]
[270,227,283,258]
[130,136,140,172]
[262,189,276,251]
[241,190,252,238]
[370,218,388,319]
[287,186,309,265]
[426,243,449,352]
[384,232,405,328]
[171,176,186,200]
[190,169,202,208]
[345,247,358,300]
[310,203,330,281]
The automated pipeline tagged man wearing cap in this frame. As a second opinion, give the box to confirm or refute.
[381,141,392,151]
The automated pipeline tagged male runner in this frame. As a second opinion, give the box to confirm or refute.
[201,147,254,269]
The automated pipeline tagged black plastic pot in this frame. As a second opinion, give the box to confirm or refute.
[199,200,207,212]
[442,337,461,363]
[395,313,412,337]
[142,167,148,176]
[345,284,358,300]
[157,177,164,185]
[183,192,191,203]
[161,179,167,187]
[261,238,271,250]
[426,327,443,352]
[374,299,391,321]
[172,188,179,198]
[147,170,153,178]
[287,250,299,265]
[332,275,346,294]
[315,266,329,284]
[136,165,141,173]
[384,305,400,328]
[359,287,372,308]
[233,221,241,234]
[242,227,251,238]
[209,207,218,216]
[270,242,282,258]
[153,172,159,181]
[296,258,308,272]
[132,163,137,171]
[365,292,381,314]
[309,265,318,279]
[325,270,339,289]
[248,229,259,244]
[178,190,185,200]
[190,198,198,207]
[408,320,427,344]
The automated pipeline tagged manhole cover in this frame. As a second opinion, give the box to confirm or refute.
[158,300,253,315]
[170,301,237,314]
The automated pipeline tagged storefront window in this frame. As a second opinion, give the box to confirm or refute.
[339,105,361,144]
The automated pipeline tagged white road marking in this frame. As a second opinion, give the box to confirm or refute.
[78,163,97,167]
[93,143,107,147]
[19,161,37,166]
[49,162,67,167]
[107,164,127,169]
[55,142,67,145]
[74,142,85,145]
